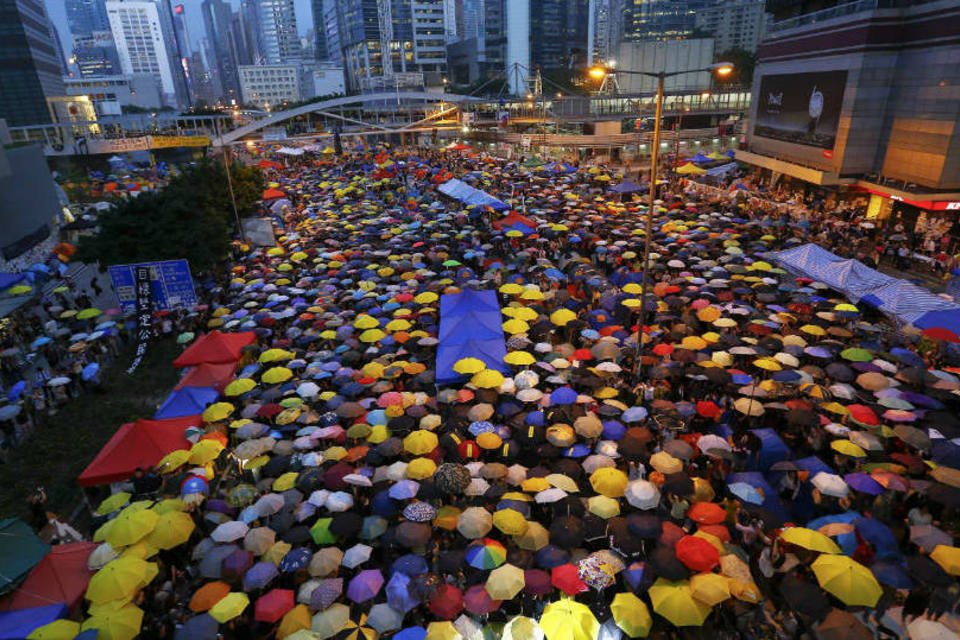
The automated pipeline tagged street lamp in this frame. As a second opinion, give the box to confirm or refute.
[587,61,733,378]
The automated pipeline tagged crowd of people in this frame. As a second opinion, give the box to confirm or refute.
[8,143,960,640]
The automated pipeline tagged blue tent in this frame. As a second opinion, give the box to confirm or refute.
[0,519,49,595]
[436,290,508,385]
[437,179,509,211]
[154,386,219,419]
[0,274,26,291]
[715,426,789,471]
[0,604,68,640]
[609,181,645,194]
[690,152,712,164]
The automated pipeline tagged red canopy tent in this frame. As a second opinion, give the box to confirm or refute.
[262,188,286,200]
[0,542,97,611]
[491,212,537,231]
[174,362,237,392]
[258,160,283,171]
[173,331,256,368]
[78,416,199,486]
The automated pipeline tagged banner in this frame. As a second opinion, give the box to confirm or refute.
[150,135,211,148]
[127,265,152,374]
[754,70,848,149]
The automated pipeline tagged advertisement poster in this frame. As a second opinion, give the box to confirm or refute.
[754,71,848,149]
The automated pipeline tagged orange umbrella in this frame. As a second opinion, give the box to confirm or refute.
[189,581,231,612]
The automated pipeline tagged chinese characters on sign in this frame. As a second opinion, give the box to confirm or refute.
[127,266,153,374]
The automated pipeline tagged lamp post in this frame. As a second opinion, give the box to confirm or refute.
[588,62,733,379]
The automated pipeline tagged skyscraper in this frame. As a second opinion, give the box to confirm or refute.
[106,0,189,107]
[621,0,711,41]
[169,2,193,98]
[73,32,121,77]
[0,0,65,125]
[238,0,262,65]
[694,0,768,53]
[66,0,111,39]
[311,0,329,60]
[202,0,241,103]
[258,0,302,64]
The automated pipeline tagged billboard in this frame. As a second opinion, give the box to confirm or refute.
[108,259,197,313]
[754,71,848,149]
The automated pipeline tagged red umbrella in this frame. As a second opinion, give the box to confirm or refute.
[256,403,283,418]
[699,524,731,542]
[464,584,501,615]
[551,564,588,596]
[254,588,294,623]
[428,584,464,620]
[687,502,726,525]
[659,521,686,547]
[847,404,879,426]
[696,401,720,419]
[571,348,593,361]
[675,536,720,572]
[653,343,674,357]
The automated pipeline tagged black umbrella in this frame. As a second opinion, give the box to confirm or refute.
[779,573,830,620]
[906,555,952,587]
[395,521,432,548]
[626,513,662,539]
[549,515,584,549]
[329,512,362,538]
[662,472,694,497]
[281,525,312,544]
[261,454,292,478]
[649,545,688,581]
[434,463,471,494]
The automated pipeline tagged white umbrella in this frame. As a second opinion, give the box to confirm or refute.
[211,520,249,543]
[342,543,373,568]
[367,603,404,633]
[535,488,568,504]
[465,477,491,496]
[325,491,354,512]
[254,493,285,517]
[343,473,373,487]
[624,480,660,510]
[506,464,528,486]
[811,472,848,498]
[697,434,731,457]
[297,382,320,398]
[308,490,330,507]
[582,454,616,474]
[907,618,954,640]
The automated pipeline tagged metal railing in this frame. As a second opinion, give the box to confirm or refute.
[768,0,895,33]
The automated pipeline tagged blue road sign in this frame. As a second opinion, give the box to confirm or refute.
[108,259,198,313]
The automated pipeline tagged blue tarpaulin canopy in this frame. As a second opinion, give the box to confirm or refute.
[0,274,26,291]
[0,604,68,640]
[768,243,960,333]
[154,386,219,419]
[436,290,508,385]
[437,179,509,211]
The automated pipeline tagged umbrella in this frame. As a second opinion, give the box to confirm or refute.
[428,584,464,620]
[539,599,599,640]
[254,589,294,623]
[346,569,384,602]
[816,609,872,640]
[811,555,882,607]
[81,603,144,640]
[486,563,525,600]
[209,592,250,623]
[648,578,712,627]
[609,592,652,638]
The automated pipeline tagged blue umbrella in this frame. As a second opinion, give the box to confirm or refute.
[871,560,913,589]
[535,545,570,569]
[82,363,100,381]
[6,381,26,401]
[391,554,429,577]
[854,517,900,560]
[394,627,427,640]
[347,569,384,603]
[728,482,764,505]
[243,561,279,590]
[279,547,312,573]
[621,406,648,423]
[386,572,420,613]
[388,480,420,500]
[30,337,51,349]
[175,613,218,640]
[550,387,577,405]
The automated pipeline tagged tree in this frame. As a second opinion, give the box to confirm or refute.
[715,48,756,87]
[75,159,263,273]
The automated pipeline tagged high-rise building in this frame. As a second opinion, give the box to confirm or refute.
[0,0,66,125]
[168,2,193,98]
[529,0,589,71]
[106,0,189,107]
[321,0,341,65]
[237,0,262,64]
[621,0,711,41]
[201,0,241,103]
[311,0,330,60]
[694,0,768,53]
[258,0,302,64]
[74,32,121,77]
[67,0,111,39]
[333,0,450,93]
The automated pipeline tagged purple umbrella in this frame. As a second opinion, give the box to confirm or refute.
[310,578,343,611]
[464,584,500,615]
[386,572,420,612]
[347,569,385,603]
[522,569,552,596]
[222,549,254,582]
[844,472,884,496]
[243,561,279,591]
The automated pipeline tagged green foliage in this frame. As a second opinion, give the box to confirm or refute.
[75,159,263,274]
[715,48,757,87]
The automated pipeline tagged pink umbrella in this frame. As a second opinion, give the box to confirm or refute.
[464,584,501,615]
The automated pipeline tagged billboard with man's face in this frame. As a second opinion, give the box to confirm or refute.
[754,71,848,149]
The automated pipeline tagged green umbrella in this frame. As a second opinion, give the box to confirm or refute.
[177,332,196,344]
[840,348,873,362]
[310,518,337,544]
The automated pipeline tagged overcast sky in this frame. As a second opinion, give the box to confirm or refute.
[47,0,316,58]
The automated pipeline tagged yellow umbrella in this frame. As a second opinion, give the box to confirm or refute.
[27,620,81,640]
[414,291,438,304]
[151,498,187,515]
[503,319,530,334]
[406,457,437,479]
[386,318,412,331]
[354,315,380,329]
[505,351,536,366]
[520,288,545,301]
[223,378,257,397]
[689,572,731,606]
[144,511,195,550]
[649,451,683,474]
[540,599,599,640]
[86,557,157,603]
[589,467,628,498]
[499,283,524,295]
[425,621,460,640]
[648,579,712,627]
[780,527,842,554]
[434,506,461,531]
[259,348,294,363]
[188,439,225,465]
[503,616,543,640]
[753,357,782,372]
[104,508,158,548]
[486,563,526,600]
[800,324,826,336]
[471,369,505,389]
[733,397,764,417]
[403,430,439,455]
[550,309,577,326]
[610,592,653,638]
[81,603,144,640]
[811,554,882,607]
[830,439,866,458]
[273,471,300,491]
[8,285,32,295]
[262,366,294,384]
[202,401,235,422]
[359,329,386,343]
[96,492,131,516]
[454,357,486,374]
[510,307,539,321]
[493,508,528,535]
[622,283,643,294]
[514,521,550,551]
[277,604,312,639]
[209,592,250,623]
[930,545,960,575]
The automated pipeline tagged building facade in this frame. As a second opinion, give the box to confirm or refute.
[106,0,188,107]
[67,0,112,39]
[64,73,164,115]
[258,0,302,64]
[239,64,301,108]
[621,0,712,42]
[74,32,122,78]
[201,0,241,104]
[741,0,960,230]
[694,0,769,54]
[0,0,66,126]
